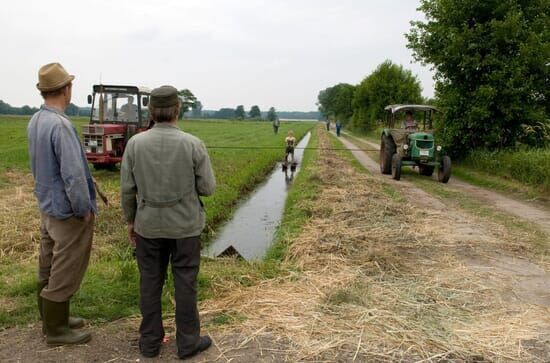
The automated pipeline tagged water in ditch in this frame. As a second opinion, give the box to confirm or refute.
[203,132,312,261]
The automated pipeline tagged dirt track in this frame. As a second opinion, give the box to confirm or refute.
[342,133,550,235]
[1,129,549,362]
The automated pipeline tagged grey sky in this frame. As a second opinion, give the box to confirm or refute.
[0,0,434,111]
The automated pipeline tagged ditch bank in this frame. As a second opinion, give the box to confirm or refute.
[204,132,312,260]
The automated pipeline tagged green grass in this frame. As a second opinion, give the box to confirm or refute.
[458,149,550,199]
[0,116,318,328]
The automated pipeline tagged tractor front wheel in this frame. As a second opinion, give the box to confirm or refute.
[391,153,402,181]
[380,135,395,175]
[438,156,451,183]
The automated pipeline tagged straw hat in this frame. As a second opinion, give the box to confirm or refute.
[36,62,75,92]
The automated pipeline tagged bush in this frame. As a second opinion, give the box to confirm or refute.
[462,148,550,194]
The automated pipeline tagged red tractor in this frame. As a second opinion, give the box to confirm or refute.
[83,85,151,169]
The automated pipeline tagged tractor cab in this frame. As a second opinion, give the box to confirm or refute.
[379,104,451,183]
[83,85,151,169]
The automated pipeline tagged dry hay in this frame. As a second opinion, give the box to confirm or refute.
[0,171,126,262]
[0,171,41,260]
[202,131,550,362]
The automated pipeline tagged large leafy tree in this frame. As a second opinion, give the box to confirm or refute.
[235,105,246,119]
[407,0,549,154]
[178,89,197,119]
[249,105,261,119]
[352,60,423,130]
[317,83,355,123]
[266,107,278,122]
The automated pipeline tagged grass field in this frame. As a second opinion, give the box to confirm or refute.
[0,115,316,327]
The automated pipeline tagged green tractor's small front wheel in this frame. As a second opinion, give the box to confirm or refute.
[438,156,451,183]
[391,153,402,181]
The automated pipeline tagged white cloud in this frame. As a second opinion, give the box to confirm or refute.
[0,0,434,111]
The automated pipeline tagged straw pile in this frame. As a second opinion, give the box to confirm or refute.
[0,171,41,260]
[203,131,550,361]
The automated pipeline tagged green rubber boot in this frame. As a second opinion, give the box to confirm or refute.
[38,282,85,334]
[42,299,91,345]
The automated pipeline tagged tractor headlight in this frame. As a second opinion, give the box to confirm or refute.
[436,145,442,152]
[403,144,409,150]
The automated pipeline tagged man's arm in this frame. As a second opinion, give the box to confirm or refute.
[193,141,216,196]
[120,139,137,222]
[53,120,92,218]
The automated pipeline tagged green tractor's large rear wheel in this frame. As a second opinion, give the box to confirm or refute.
[438,156,451,183]
[391,153,402,180]
[419,165,435,176]
[380,135,395,175]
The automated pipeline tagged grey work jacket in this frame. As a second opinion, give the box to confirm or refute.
[120,123,215,239]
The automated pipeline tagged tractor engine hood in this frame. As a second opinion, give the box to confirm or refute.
[82,124,126,135]
[408,132,434,141]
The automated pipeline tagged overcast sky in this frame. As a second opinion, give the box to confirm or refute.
[0,0,434,111]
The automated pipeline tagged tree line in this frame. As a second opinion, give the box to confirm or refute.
[317,60,423,131]
[0,100,89,116]
[319,0,549,157]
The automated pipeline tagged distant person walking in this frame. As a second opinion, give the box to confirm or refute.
[28,63,96,345]
[273,117,280,134]
[121,86,216,360]
[336,120,342,137]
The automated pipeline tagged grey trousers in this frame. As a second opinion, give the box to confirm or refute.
[39,213,94,302]
[135,235,201,357]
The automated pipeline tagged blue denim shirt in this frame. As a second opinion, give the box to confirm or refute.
[27,105,97,219]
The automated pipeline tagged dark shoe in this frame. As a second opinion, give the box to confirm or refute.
[140,348,160,358]
[38,282,85,334]
[178,335,212,360]
[139,342,161,358]
[42,298,91,345]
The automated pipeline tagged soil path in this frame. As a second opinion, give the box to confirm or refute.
[342,133,550,234]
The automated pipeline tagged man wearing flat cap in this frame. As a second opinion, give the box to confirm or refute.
[27,62,96,345]
[121,85,215,359]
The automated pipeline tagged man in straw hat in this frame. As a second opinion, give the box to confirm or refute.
[27,62,96,345]
[121,85,215,359]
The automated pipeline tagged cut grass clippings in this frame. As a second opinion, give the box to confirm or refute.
[202,128,550,361]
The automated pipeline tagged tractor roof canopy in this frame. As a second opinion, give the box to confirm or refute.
[385,104,438,114]
[92,85,151,95]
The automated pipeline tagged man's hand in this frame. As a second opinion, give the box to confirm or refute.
[127,222,137,246]
[84,211,94,223]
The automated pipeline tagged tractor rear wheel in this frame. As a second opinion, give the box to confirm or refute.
[391,153,402,181]
[438,156,451,183]
[380,135,395,175]
[419,165,435,176]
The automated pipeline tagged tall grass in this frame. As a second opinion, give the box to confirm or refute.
[461,148,550,195]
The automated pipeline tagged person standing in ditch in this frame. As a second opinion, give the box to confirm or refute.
[121,85,216,360]
[27,63,96,345]
[285,130,297,164]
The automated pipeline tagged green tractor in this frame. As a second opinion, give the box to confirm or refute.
[379,104,451,183]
